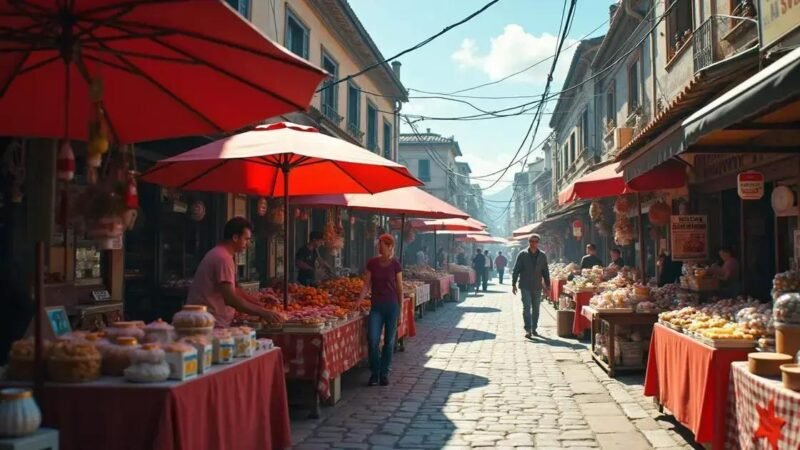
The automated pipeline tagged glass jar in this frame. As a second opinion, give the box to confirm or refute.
[0,388,41,437]
[172,305,215,337]
[47,341,101,383]
[101,336,140,376]
[105,321,145,342]
[143,319,175,345]
[124,343,170,383]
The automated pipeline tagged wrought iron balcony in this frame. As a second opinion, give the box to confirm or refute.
[322,103,342,124]
[347,122,364,141]
[693,9,757,73]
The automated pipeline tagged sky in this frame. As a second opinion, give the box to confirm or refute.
[348,0,616,207]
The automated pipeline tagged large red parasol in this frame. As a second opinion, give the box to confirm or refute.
[557,160,685,205]
[0,0,327,143]
[290,187,469,219]
[141,122,422,307]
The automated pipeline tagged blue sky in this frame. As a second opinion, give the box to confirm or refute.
[348,0,615,202]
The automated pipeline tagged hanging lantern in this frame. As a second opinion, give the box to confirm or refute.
[572,219,584,239]
[772,186,795,212]
[589,201,602,222]
[124,173,139,209]
[257,197,268,216]
[299,209,309,221]
[56,141,75,182]
[190,200,206,221]
[648,200,671,226]
[614,196,631,214]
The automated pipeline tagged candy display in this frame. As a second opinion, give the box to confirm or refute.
[6,339,52,381]
[47,341,102,383]
[172,305,215,337]
[212,330,235,364]
[143,319,175,345]
[100,336,140,376]
[124,343,170,383]
[104,321,145,342]
[590,289,633,310]
[658,297,767,345]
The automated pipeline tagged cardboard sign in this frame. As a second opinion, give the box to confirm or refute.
[737,171,764,200]
[670,215,708,261]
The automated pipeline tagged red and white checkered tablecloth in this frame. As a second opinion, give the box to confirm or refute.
[727,361,800,449]
[397,297,416,339]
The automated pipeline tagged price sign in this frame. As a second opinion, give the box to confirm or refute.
[737,171,764,200]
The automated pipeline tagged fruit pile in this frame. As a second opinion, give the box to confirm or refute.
[658,297,768,341]
[319,277,364,300]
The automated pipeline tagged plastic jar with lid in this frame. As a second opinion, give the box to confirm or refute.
[172,305,215,337]
[212,330,234,364]
[104,321,145,342]
[125,343,170,383]
[143,319,175,345]
[101,336,140,376]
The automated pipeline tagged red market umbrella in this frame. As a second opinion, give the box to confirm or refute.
[512,222,542,237]
[557,160,686,205]
[0,0,327,143]
[411,218,486,232]
[459,234,508,245]
[141,122,422,307]
[291,187,469,266]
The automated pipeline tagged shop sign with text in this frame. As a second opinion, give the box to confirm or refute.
[737,171,765,200]
[759,0,800,49]
[670,215,708,261]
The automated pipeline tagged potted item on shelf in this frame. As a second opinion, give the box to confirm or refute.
[0,388,41,437]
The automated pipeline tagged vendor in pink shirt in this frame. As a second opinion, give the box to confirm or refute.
[188,217,284,327]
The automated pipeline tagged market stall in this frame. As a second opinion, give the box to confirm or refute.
[404,265,453,309]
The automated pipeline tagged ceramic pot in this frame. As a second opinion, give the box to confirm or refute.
[0,388,41,437]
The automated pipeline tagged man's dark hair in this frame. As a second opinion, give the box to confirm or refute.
[309,231,323,241]
[476,248,482,252]
[224,217,253,240]
[720,246,735,256]
[611,248,621,256]
[586,243,597,251]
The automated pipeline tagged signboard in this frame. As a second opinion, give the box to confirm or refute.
[759,0,800,49]
[670,215,708,261]
[737,171,765,200]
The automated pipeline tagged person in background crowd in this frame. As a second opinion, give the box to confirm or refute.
[416,246,428,266]
[295,230,332,286]
[359,234,403,386]
[483,250,492,291]
[495,251,508,284]
[456,251,467,266]
[580,243,603,269]
[512,234,550,338]
[472,248,486,293]
[657,252,682,286]
[436,248,446,269]
[609,248,625,268]
[714,246,741,297]
[189,217,285,327]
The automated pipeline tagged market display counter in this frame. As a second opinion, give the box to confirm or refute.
[411,282,431,318]
[644,324,751,448]
[409,275,451,310]
[727,361,800,449]
[5,349,291,450]
[550,279,566,307]
[583,307,658,377]
[263,297,415,416]
[451,269,476,287]
[567,288,595,337]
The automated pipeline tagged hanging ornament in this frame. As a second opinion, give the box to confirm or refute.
[299,209,309,221]
[589,201,602,222]
[614,196,631,214]
[123,209,138,230]
[124,172,139,209]
[648,200,671,226]
[257,197,268,216]
[572,219,584,239]
[190,200,206,221]
[350,216,356,225]
[56,141,75,181]
[88,215,124,250]
[771,186,795,212]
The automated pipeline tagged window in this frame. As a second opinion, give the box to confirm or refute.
[418,159,431,181]
[366,102,378,151]
[581,108,589,151]
[562,144,568,172]
[666,0,693,60]
[569,132,576,164]
[285,9,309,59]
[606,85,616,129]
[320,51,339,122]
[628,58,640,116]
[347,82,361,138]
[225,0,250,18]
[383,121,393,160]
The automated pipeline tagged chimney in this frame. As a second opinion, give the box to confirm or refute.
[609,2,619,24]
[391,61,402,80]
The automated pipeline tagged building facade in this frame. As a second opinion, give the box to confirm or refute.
[398,129,463,206]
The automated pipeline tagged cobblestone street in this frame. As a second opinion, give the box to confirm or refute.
[290,281,700,449]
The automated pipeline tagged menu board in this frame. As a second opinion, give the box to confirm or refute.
[670,215,708,261]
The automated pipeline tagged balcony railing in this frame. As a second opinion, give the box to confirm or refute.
[322,103,342,124]
[347,122,364,141]
[693,10,757,73]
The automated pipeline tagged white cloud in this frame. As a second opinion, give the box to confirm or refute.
[452,25,576,85]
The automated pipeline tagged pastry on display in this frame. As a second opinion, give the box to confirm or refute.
[104,321,145,342]
[550,263,578,281]
[47,341,102,383]
[6,339,52,381]
[143,319,175,345]
[172,305,215,337]
[124,343,170,383]
[100,336,140,376]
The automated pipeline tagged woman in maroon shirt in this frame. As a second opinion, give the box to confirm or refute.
[360,234,404,386]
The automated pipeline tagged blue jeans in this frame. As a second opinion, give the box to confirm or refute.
[520,289,542,333]
[368,301,400,378]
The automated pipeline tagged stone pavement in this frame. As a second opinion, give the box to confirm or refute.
[290,281,700,449]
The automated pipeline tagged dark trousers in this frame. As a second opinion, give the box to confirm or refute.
[497,268,505,283]
[482,268,489,291]
[473,268,483,293]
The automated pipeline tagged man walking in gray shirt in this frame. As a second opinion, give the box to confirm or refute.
[512,234,550,338]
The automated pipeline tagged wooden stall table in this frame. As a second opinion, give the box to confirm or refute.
[262,316,367,418]
[4,349,291,450]
[567,287,596,337]
[644,324,752,448]
[583,307,658,377]
[727,361,800,449]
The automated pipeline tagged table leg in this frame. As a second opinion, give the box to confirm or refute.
[608,319,616,378]
[308,382,321,419]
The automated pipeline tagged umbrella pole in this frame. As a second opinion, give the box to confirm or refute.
[433,228,437,269]
[399,214,406,267]
[637,193,646,283]
[283,166,290,310]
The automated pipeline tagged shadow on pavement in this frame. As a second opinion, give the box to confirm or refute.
[528,335,585,350]
[454,306,502,314]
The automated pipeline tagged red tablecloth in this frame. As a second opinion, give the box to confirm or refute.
[398,296,417,339]
[452,269,476,285]
[427,275,451,300]
[551,279,566,305]
[571,291,595,335]
[727,361,800,449]
[644,324,750,448]
[20,349,291,450]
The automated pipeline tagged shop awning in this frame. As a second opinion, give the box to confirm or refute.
[682,46,800,153]
[457,235,508,245]
[290,187,469,219]
[410,218,487,232]
[558,161,686,205]
[512,222,542,237]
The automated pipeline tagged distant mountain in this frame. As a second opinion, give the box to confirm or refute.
[482,184,513,236]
